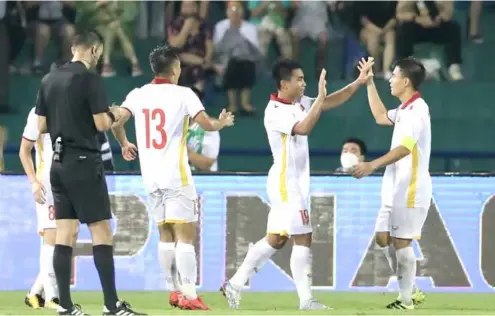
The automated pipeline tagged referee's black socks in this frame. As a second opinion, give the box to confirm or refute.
[93,245,119,309]
[53,244,74,309]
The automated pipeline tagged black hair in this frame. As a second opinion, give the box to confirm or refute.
[393,57,426,91]
[343,137,367,156]
[72,30,103,48]
[149,45,180,76]
[272,59,303,90]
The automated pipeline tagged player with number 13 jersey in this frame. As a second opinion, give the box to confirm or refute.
[112,46,234,310]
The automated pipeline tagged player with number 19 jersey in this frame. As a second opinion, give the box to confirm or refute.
[121,78,205,196]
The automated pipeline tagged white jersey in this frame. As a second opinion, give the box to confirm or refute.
[382,93,432,208]
[22,107,53,185]
[121,79,205,194]
[264,94,313,209]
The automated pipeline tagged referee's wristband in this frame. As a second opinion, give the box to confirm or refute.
[107,111,116,123]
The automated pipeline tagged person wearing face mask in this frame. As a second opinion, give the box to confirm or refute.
[337,137,367,172]
[34,31,145,316]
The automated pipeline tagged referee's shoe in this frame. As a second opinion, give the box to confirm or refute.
[103,301,147,315]
[58,300,146,315]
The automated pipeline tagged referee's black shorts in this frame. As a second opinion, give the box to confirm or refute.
[50,149,112,224]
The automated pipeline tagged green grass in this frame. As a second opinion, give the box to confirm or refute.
[2,291,495,315]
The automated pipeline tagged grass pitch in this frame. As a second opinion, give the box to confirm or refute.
[2,291,495,315]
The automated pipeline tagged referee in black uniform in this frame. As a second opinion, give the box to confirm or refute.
[35,31,144,316]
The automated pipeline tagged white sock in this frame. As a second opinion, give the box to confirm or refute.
[29,273,44,296]
[290,245,313,304]
[175,242,197,299]
[379,244,397,273]
[158,242,181,292]
[396,246,416,305]
[229,238,277,289]
[40,244,58,300]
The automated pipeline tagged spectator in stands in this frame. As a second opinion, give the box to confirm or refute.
[290,1,331,77]
[6,2,28,77]
[77,1,142,78]
[213,1,260,115]
[248,1,292,60]
[166,0,210,25]
[336,137,367,172]
[136,1,166,39]
[187,118,220,172]
[357,1,397,80]
[468,0,483,44]
[168,0,214,97]
[25,1,75,75]
[395,0,463,81]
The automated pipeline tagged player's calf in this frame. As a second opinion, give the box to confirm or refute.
[174,222,200,301]
[291,233,330,310]
[393,237,416,306]
[158,223,182,299]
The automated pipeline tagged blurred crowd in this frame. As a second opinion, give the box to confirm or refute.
[0,0,489,172]
[0,1,487,113]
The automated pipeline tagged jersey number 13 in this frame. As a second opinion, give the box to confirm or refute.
[143,108,168,149]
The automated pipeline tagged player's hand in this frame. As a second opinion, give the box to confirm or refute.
[351,162,375,179]
[317,69,327,100]
[32,180,46,204]
[219,109,235,127]
[357,57,375,85]
[122,142,137,161]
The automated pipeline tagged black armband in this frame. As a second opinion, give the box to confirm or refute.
[107,111,116,123]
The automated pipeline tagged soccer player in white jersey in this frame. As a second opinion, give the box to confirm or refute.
[352,57,431,310]
[19,107,60,310]
[111,45,234,311]
[221,59,374,310]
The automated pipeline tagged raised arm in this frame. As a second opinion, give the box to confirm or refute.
[292,69,327,135]
[322,59,374,111]
[359,58,394,126]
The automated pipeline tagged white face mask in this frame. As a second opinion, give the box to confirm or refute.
[340,152,359,172]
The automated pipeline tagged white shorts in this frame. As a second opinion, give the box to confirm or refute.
[148,186,198,225]
[375,205,428,239]
[36,187,56,234]
[266,201,312,237]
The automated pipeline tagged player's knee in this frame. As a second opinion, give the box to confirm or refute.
[158,223,175,243]
[43,229,57,246]
[174,222,196,244]
[375,232,391,247]
[266,234,288,249]
[55,219,79,246]
[88,219,113,245]
[292,233,312,247]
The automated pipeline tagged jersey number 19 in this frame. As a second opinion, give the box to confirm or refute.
[143,108,168,149]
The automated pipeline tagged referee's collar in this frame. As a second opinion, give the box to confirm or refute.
[152,77,173,85]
